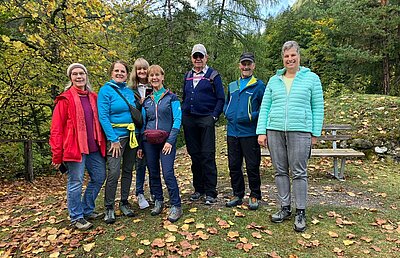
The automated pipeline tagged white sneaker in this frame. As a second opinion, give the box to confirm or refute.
[137,194,150,209]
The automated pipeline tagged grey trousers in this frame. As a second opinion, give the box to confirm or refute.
[267,130,311,210]
[104,137,137,208]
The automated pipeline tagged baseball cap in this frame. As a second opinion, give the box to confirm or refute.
[239,52,255,63]
[191,44,207,56]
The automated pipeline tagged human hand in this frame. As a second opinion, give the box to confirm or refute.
[51,162,61,170]
[162,142,172,155]
[257,135,268,148]
[109,142,122,158]
[312,136,318,145]
[137,149,144,159]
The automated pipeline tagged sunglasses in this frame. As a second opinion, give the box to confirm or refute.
[192,53,205,59]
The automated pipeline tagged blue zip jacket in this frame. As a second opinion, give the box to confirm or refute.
[224,75,265,137]
[256,66,324,137]
[182,67,225,118]
[142,88,181,145]
[97,80,140,143]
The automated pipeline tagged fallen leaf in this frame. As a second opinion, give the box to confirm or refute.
[140,239,151,245]
[361,236,373,242]
[206,227,218,235]
[311,218,320,225]
[136,249,145,256]
[328,231,339,238]
[343,240,355,246]
[151,238,165,248]
[302,233,312,239]
[346,233,356,239]
[181,224,190,231]
[184,218,195,224]
[189,208,197,213]
[235,210,245,217]
[371,245,381,252]
[83,242,95,252]
[115,235,126,241]
[49,252,60,257]
[195,223,205,229]
[165,234,176,243]
[227,231,239,238]
[252,232,262,239]
[195,230,209,240]
[130,232,137,238]
[239,237,248,243]
[243,243,253,252]
[165,224,178,232]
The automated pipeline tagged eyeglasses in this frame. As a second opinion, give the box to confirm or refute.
[192,53,204,59]
[71,72,86,76]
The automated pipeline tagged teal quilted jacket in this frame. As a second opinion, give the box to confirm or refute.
[256,66,324,137]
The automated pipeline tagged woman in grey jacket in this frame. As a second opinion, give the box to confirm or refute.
[257,41,324,232]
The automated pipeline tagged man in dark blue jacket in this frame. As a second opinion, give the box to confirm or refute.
[182,44,225,205]
[223,52,265,210]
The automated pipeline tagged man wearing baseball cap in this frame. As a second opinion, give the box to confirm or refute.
[182,44,225,205]
[224,52,265,210]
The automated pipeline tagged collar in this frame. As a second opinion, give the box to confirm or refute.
[192,65,209,75]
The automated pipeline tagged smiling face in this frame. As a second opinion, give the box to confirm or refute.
[239,60,255,78]
[136,66,148,83]
[148,67,164,91]
[283,47,300,72]
[70,68,87,90]
[111,63,128,83]
[191,52,208,72]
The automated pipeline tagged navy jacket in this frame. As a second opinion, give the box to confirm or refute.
[142,89,181,145]
[224,76,265,137]
[182,67,225,118]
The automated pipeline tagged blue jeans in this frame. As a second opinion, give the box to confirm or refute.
[135,155,147,196]
[65,151,106,222]
[143,141,181,207]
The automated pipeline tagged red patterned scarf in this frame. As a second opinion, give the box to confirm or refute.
[69,86,103,155]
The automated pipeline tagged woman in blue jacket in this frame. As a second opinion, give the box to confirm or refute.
[257,41,324,232]
[139,65,183,222]
[98,60,140,224]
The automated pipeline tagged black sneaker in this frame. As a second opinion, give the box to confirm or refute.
[204,196,216,205]
[294,211,307,232]
[225,196,243,207]
[71,218,93,230]
[190,192,204,201]
[104,208,116,224]
[271,207,292,223]
[84,212,104,221]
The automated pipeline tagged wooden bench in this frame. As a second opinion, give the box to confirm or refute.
[261,124,365,181]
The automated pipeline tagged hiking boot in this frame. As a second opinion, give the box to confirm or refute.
[248,197,259,210]
[71,218,93,230]
[271,206,292,223]
[137,194,150,210]
[120,202,135,217]
[225,196,243,207]
[204,196,216,205]
[151,200,164,216]
[168,206,183,222]
[84,212,104,221]
[190,192,204,201]
[104,208,116,224]
[294,211,307,232]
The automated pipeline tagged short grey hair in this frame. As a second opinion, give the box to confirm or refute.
[281,41,300,57]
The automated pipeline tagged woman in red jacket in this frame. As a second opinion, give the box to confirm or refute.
[50,63,107,230]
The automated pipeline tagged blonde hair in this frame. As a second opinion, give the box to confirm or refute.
[148,65,165,75]
[128,58,150,89]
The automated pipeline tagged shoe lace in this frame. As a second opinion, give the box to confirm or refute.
[296,213,305,223]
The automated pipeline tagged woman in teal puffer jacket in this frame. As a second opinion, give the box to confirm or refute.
[256,41,324,232]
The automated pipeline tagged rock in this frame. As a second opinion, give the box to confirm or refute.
[374,146,388,154]
[350,138,373,149]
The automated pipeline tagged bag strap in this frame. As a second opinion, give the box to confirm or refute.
[110,86,133,109]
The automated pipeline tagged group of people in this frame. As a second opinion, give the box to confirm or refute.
[50,40,324,233]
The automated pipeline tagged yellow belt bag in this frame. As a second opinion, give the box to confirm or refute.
[111,123,138,148]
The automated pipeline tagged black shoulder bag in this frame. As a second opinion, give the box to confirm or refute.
[111,86,143,129]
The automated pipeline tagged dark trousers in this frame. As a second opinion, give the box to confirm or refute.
[182,114,218,198]
[227,136,261,199]
[143,141,181,207]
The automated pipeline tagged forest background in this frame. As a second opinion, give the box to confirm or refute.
[0,0,399,178]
